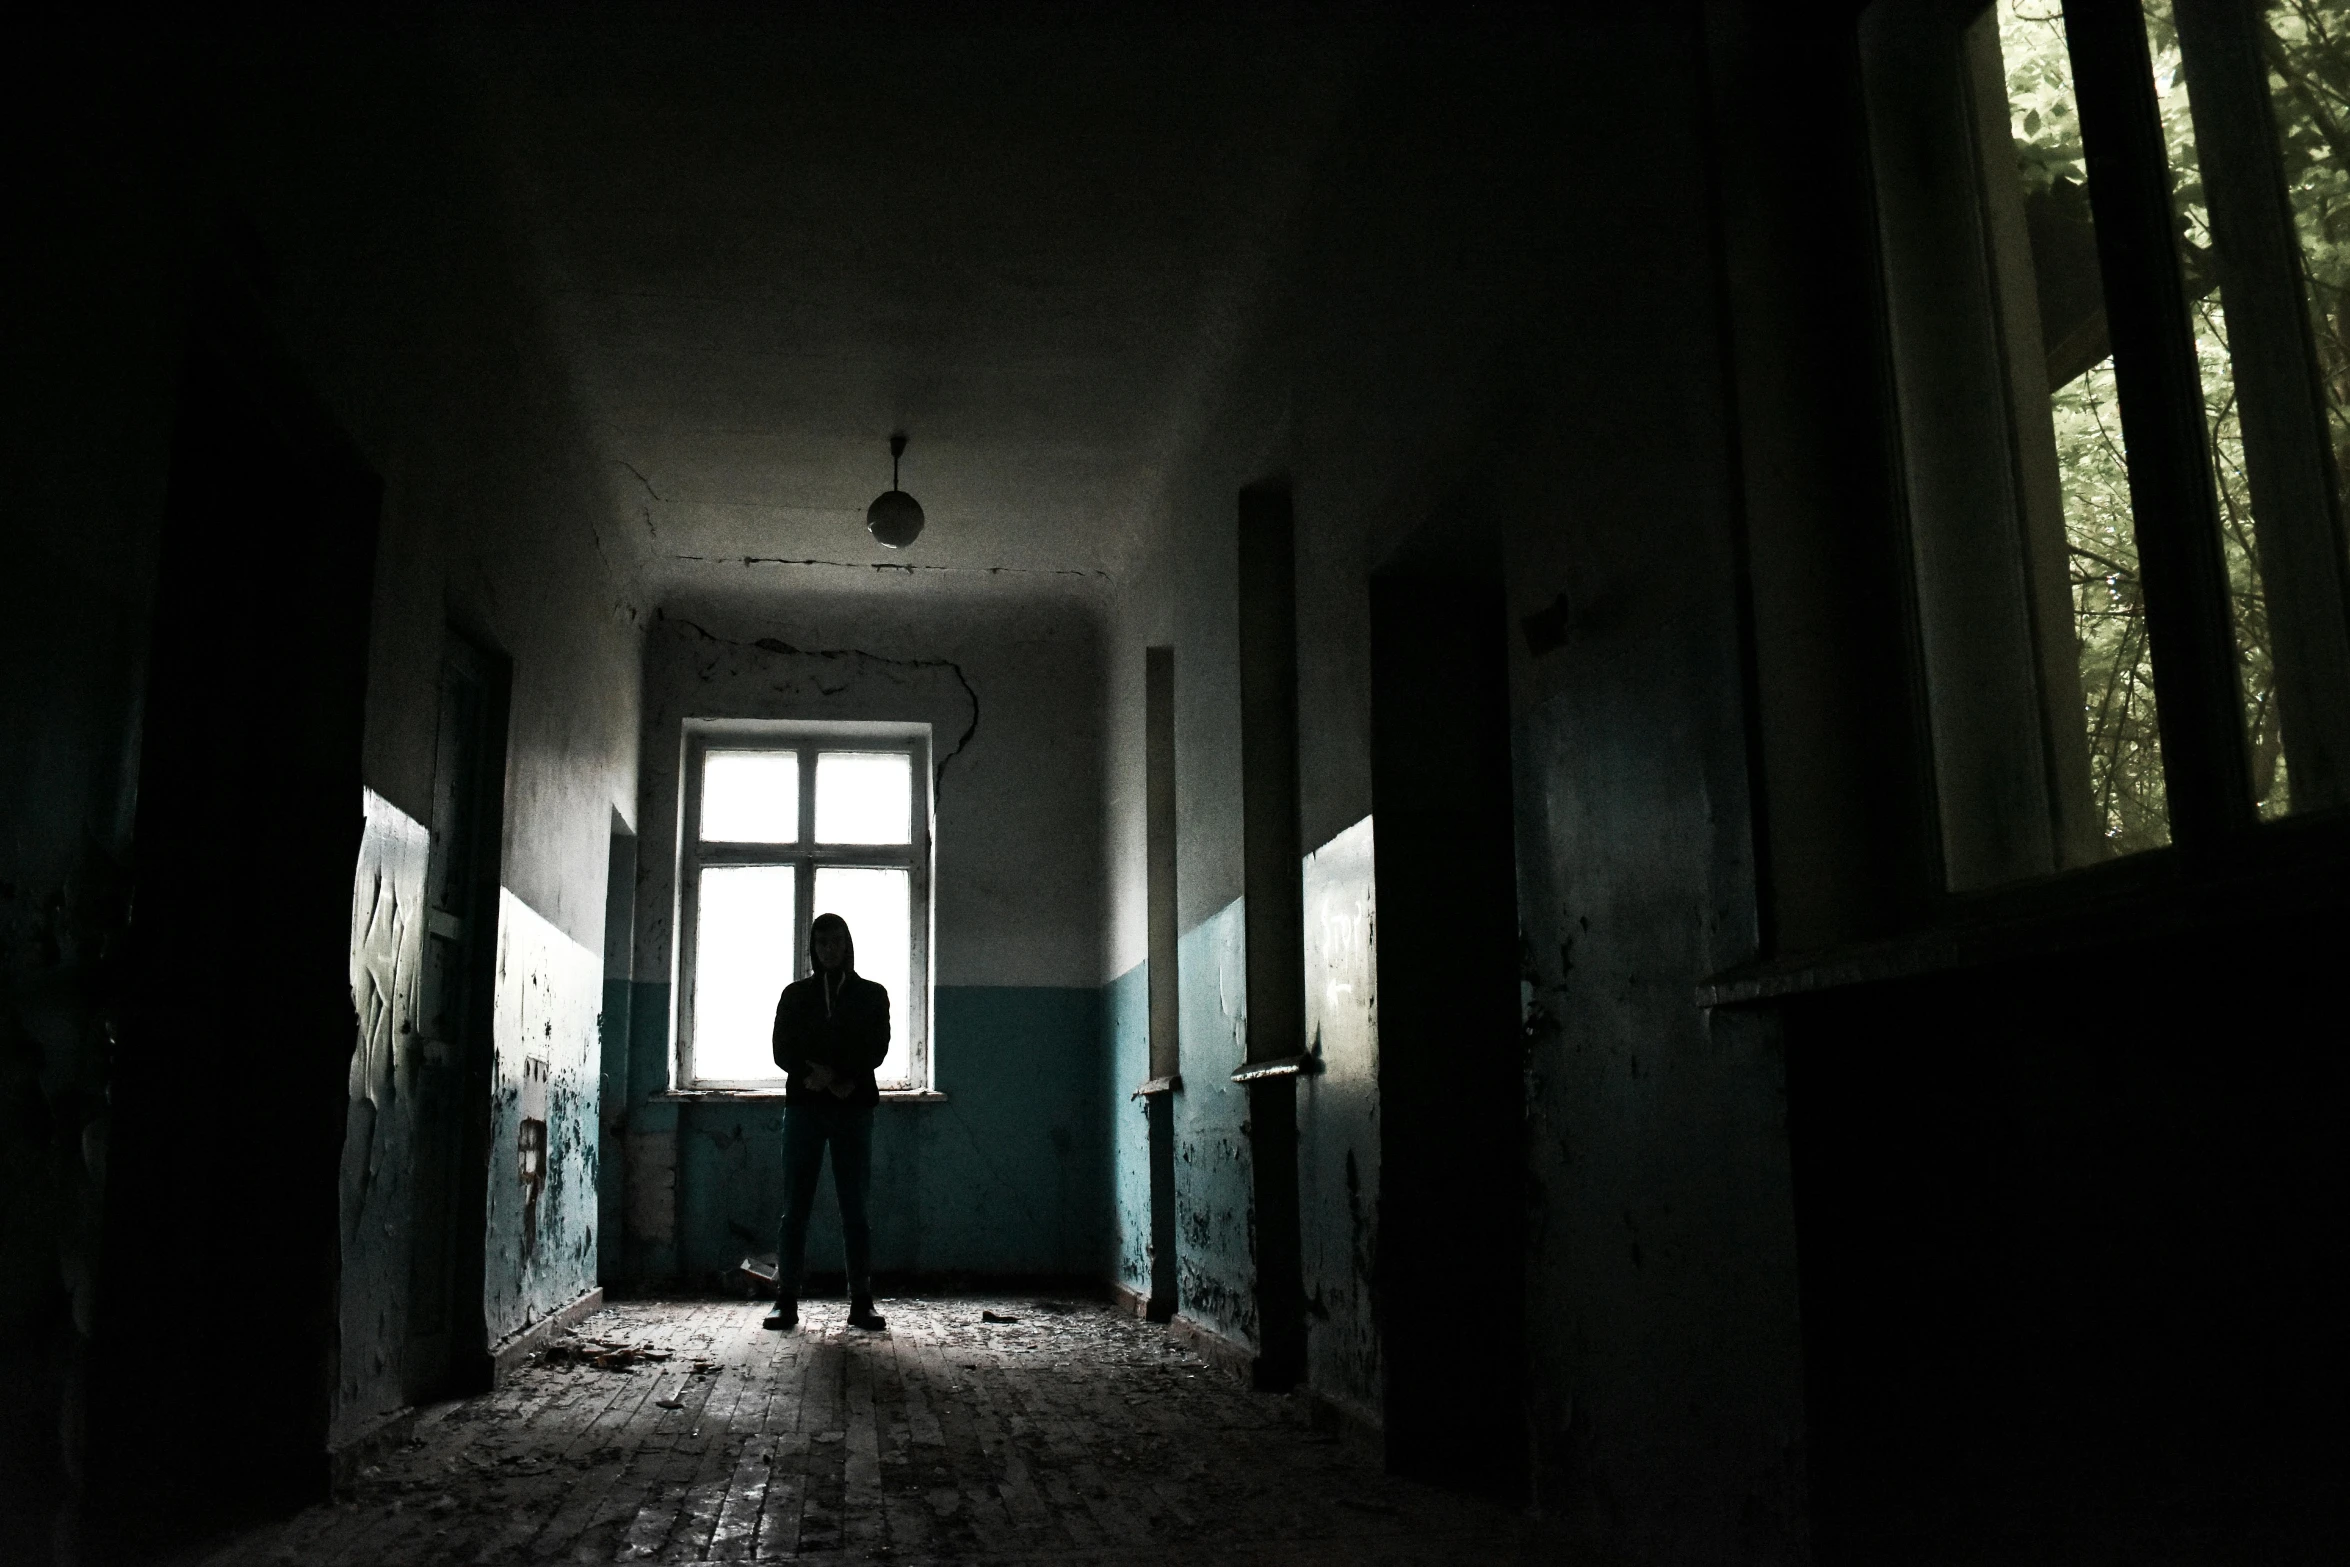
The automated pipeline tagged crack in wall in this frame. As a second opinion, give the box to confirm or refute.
[672,617,982,795]
[671,553,1110,585]
[616,460,662,538]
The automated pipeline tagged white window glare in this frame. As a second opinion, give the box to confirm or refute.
[813,865,913,1087]
[678,726,932,1094]
[690,864,796,1082]
[815,751,913,844]
[700,751,799,843]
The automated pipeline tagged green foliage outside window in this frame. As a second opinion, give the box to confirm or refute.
[1997,0,2348,844]
[2000,1,2177,851]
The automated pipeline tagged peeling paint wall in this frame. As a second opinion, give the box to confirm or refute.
[1172,898,1254,1350]
[624,589,1108,1286]
[1298,816,1377,1421]
[1090,12,1805,1554]
[336,811,605,1417]
[662,988,1103,1280]
[6,16,646,1498]
[484,890,603,1339]
[337,790,430,1433]
[1106,962,1153,1298]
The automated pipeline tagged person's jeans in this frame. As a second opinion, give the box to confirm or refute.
[775,1099,875,1304]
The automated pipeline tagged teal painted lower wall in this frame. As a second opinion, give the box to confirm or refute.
[622,983,1109,1285]
[1174,898,1255,1349]
[597,974,632,1289]
[1107,960,1152,1295]
[1100,902,1256,1349]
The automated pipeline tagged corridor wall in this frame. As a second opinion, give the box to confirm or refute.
[623,587,1110,1287]
[1097,10,1807,1556]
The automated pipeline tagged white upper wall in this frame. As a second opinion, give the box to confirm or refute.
[638,575,1105,994]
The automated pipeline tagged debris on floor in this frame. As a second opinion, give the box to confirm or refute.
[197,1297,1567,1565]
[535,1332,674,1370]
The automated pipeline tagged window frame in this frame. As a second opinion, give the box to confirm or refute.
[1863,0,2350,906]
[1701,0,2350,1007]
[675,718,934,1095]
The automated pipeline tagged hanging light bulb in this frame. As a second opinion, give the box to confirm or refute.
[867,433,925,549]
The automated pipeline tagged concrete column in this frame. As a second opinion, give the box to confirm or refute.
[1144,646,1180,1320]
[1236,483,1306,1389]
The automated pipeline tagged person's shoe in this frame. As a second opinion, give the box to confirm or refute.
[847,1299,887,1331]
[762,1298,798,1331]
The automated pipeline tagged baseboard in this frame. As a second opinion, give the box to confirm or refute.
[1109,1278,1177,1322]
[488,1285,605,1385]
[1167,1312,1254,1380]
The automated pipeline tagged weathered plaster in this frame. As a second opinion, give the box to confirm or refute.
[1173,897,1254,1350]
[335,790,431,1439]
[1107,962,1154,1299]
[620,590,1108,1289]
[1298,815,1378,1423]
[336,808,607,1436]
[484,889,603,1340]
[645,987,1104,1283]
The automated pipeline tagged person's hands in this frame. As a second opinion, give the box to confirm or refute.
[801,1062,835,1092]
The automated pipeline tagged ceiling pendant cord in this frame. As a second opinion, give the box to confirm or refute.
[868,432,925,549]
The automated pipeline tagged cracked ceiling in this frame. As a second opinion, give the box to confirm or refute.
[468,8,1346,597]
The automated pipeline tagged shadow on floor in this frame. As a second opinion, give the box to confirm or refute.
[189,1296,1564,1564]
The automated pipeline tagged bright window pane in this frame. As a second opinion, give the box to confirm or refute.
[1998,0,2175,853]
[815,751,912,845]
[2262,0,2350,813]
[701,751,798,843]
[813,865,912,1088]
[692,865,795,1081]
[2127,0,2290,819]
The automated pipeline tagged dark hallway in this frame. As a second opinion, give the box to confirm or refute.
[197,1296,1557,1565]
[6,3,2349,1564]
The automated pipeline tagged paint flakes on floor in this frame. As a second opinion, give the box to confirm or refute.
[195,1296,1565,1564]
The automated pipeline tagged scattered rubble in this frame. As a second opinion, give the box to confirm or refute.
[536,1334,673,1370]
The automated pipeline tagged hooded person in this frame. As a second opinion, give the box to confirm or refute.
[765,911,890,1331]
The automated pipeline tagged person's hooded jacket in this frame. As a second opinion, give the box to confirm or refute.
[770,916,890,1107]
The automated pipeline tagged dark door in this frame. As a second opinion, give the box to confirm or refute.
[597,819,637,1290]
[405,637,508,1399]
[88,336,377,1551]
[1369,566,1528,1500]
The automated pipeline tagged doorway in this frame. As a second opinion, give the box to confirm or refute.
[598,816,638,1290]
[88,331,378,1548]
[404,635,510,1400]
[1368,562,1527,1499]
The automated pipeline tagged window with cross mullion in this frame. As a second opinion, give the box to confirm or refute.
[678,721,933,1092]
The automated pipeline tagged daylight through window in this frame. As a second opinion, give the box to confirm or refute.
[679,724,932,1091]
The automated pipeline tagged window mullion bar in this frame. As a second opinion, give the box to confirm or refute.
[797,745,817,983]
[2067,0,2256,847]
[2174,0,2350,810]
[696,844,915,866]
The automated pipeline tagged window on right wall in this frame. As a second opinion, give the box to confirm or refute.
[1862,0,2350,892]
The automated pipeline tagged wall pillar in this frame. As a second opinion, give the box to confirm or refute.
[1236,483,1306,1390]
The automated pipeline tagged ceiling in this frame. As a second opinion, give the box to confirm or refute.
[470,8,1347,599]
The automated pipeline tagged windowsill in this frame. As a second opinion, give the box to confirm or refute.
[657,1089,950,1103]
[1699,818,2350,1007]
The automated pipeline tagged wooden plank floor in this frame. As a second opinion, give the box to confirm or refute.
[195,1296,1567,1565]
